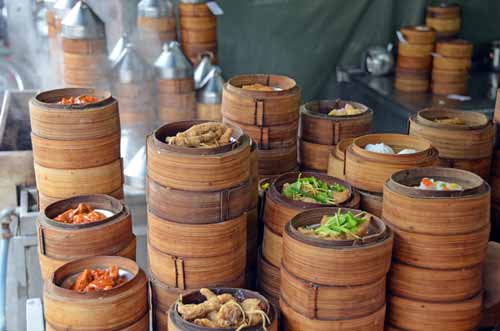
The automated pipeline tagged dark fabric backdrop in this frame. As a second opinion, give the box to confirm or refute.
[203,0,500,102]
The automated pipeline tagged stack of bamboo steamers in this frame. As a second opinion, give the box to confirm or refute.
[61,1,108,88]
[383,167,489,331]
[395,26,436,93]
[299,100,373,172]
[179,0,218,65]
[146,121,258,330]
[432,39,473,95]
[29,88,124,210]
[222,74,301,178]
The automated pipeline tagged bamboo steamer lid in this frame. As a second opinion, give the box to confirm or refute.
[282,207,393,286]
[168,288,278,331]
[409,108,494,159]
[345,134,439,193]
[387,294,482,331]
[44,256,148,331]
[300,99,373,145]
[281,299,386,331]
[389,261,482,302]
[436,39,473,58]
[222,74,301,126]
[400,26,436,44]
[147,120,251,192]
[29,88,120,140]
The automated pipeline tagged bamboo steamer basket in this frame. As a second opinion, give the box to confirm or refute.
[282,207,393,286]
[389,261,482,302]
[426,3,461,19]
[264,171,357,235]
[327,138,353,180]
[281,299,386,331]
[256,250,280,306]
[394,79,429,93]
[426,17,461,38]
[151,274,246,331]
[180,16,216,31]
[168,288,278,331]
[159,105,197,123]
[431,82,468,95]
[390,222,490,269]
[147,212,246,258]
[397,55,432,70]
[408,109,493,170]
[181,28,217,43]
[298,139,335,172]
[398,43,434,58]
[300,100,373,145]
[345,134,439,193]
[46,313,148,331]
[38,195,134,260]
[62,38,107,54]
[387,294,482,331]
[137,15,176,31]
[39,237,136,281]
[281,266,386,320]
[44,256,148,331]
[247,207,259,268]
[224,117,298,149]
[436,39,473,58]
[31,131,120,169]
[63,53,108,69]
[147,121,251,191]
[148,241,246,289]
[178,2,213,17]
[158,77,195,93]
[432,69,469,83]
[433,55,471,71]
[262,225,282,267]
[400,26,437,44]
[148,179,251,224]
[358,189,383,217]
[158,91,196,109]
[34,159,124,198]
[197,103,222,121]
[257,144,298,177]
[248,141,259,209]
[222,74,301,126]
[29,88,120,140]
[383,167,490,235]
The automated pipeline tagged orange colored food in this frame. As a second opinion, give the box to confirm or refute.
[242,83,276,92]
[71,266,127,293]
[54,203,107,224]
[58,95,99,105]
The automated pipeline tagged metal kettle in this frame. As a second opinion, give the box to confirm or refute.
[361,43,394,76]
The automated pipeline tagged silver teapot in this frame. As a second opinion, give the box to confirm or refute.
[361,43,394,76]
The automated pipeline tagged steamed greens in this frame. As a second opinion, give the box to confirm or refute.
[299,210,370,240]
[282,174,347,205]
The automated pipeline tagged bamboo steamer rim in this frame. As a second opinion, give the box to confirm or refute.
[152,120,246,155]
[437,38,472,47]
[226,74,299,97]
[333,138,354,160]
[32,88,113,110]
[415,108,489,130]
[47,256,142,299]
[169,288,277,331]
[269,171,355,209]
[385,167,489,199]
[41,194,126,230]
[286,207,390,248]
[352,133,435,163]
[302,99,371,120]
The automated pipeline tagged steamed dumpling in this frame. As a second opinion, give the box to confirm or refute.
[364,143,395,154]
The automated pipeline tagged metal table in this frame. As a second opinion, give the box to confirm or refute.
[337,66,498,133]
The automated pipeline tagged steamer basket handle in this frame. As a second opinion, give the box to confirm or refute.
[259,127,270,150]
[333,121,341,145]
[406,118,411,135]
[343,148,348,176]
[305,282,319,319]
[219,189,230,221]
[255,100,265,126]
[174,256,186,290]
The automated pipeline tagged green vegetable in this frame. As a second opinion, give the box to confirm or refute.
[260,182,270,191]
[313,210,368,239]
[282,174,345,204]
